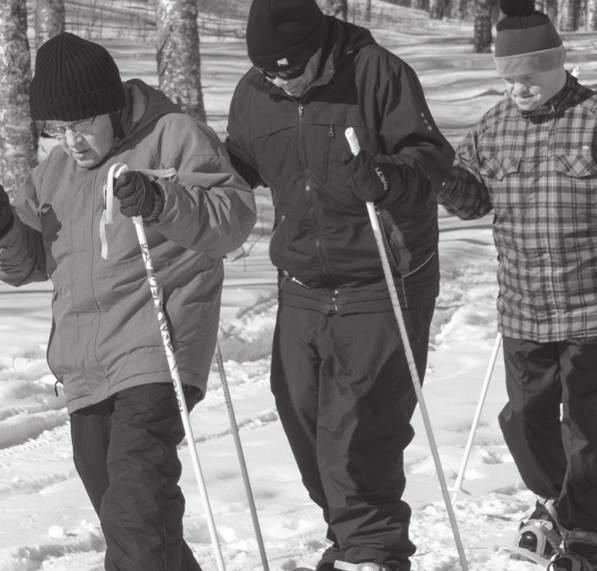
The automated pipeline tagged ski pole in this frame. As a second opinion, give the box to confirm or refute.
[452,331,502,501]
[344,129,469,571]
[108,164,227,571]
[214,341,270,570]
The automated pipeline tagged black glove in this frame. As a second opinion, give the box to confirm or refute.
[346,151,391,203]
[113,171,158,219]
[0,185,14,239]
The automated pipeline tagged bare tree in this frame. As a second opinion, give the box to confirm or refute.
[364,0,372,22]
[0,0,36,198]
[473,0,493,52]
[587,0,597,29]
[429,0,446,19]
[155,0,206,122]
[558,0,579,30]
[34,0,65,50]
[411,0,429,9]
[321,0,348,20]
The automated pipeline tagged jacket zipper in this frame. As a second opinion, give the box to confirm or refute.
[298,102,333,281]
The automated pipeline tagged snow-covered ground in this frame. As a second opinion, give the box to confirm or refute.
[3,3,596,570]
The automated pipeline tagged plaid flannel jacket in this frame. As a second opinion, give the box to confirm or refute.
[439,73,597,342]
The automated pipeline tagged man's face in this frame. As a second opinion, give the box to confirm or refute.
[261,48,322,98]
[42,114,115,168]
[503,67,566,111]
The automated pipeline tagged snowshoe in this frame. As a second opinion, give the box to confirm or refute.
[547,552,596,571]
[500,498,563,565]
[548,529,597,571]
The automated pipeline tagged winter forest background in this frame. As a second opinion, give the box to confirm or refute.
[1,0,597,570]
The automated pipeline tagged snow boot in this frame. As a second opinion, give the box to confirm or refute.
[516,498,563,559]
[334,561,390,571]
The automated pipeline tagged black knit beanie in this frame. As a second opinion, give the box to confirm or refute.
[29,32,125,121]
[494,0,565,77]
[246,0,327,72]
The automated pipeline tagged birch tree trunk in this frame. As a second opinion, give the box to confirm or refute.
[34,0,65,50]
[558,0,579,30]
[429,0,445,19]
[473,0,492,53]
[155,0,206,122]
[0,0,36,198]
[364,0,372,21]
[587,0,597,29]
[322,0,347,20]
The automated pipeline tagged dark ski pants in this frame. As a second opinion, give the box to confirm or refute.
[70,382,203,571]
[271,301,435,570]
[499,336,597,531]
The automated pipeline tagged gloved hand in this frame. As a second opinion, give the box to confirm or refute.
[346,151,391,203]
[113,171,158,219]
[0,185,14,239]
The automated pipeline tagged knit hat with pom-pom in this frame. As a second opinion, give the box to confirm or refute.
[494,0,565,77]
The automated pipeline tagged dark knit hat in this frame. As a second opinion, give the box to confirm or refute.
[246,0,327,72]
[494,0,565,77]
[29,32,125,121]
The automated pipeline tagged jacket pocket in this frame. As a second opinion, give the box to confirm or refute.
[252,121,297,187]
[553,152,597,178]
[479,156,520,180]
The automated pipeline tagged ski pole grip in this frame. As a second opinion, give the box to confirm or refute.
[345,127,361,157]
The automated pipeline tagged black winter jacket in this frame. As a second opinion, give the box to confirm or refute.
[227,18,453,304]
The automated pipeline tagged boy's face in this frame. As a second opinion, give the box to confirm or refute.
[42,114,115,168]
[503,67,566,111]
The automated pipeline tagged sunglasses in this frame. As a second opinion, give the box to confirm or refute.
[258,61,308,81]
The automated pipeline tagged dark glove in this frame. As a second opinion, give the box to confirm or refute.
[113,171,158,219]
[346,151,391,203]
[0,185,14,239]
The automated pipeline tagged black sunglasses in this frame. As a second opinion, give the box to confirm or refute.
[258,61,308,81]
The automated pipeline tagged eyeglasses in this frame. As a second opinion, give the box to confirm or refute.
[40,116,97,139]
[258,61,308,81]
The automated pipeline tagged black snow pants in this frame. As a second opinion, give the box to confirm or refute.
[271,281,435,570]
[70,382,203,571]
[499,336,597,532]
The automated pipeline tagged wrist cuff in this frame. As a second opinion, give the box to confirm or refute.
[143,184,164,224]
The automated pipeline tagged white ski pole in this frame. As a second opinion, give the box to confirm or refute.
[452,331,502,501]
[214,341,270,570]
[108,164,226,571]
[344,128,469,571]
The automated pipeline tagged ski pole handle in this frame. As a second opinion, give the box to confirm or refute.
[345,127,361,156]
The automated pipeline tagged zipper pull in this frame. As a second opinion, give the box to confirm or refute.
[328,124,336,138]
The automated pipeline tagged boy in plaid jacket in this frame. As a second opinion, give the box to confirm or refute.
[439,1,597,569]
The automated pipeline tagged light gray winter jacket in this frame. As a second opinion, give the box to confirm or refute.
[0,80,256,412]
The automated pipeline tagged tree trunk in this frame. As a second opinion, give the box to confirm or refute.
[0,0,36,199]
[473,0,492,53]
[411,0,429,10]
[155,0,206,122]
[558,0,579,30]
[587,0,597,29]
[429,0,445,19]
[364,0,372,22]
[34,0,65,50]
[543,0,558,22]
[322,0,347,20]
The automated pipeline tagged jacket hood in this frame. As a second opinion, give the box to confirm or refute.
[116,79,181,149]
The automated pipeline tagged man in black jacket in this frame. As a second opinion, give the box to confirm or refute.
[226,1,454,569]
